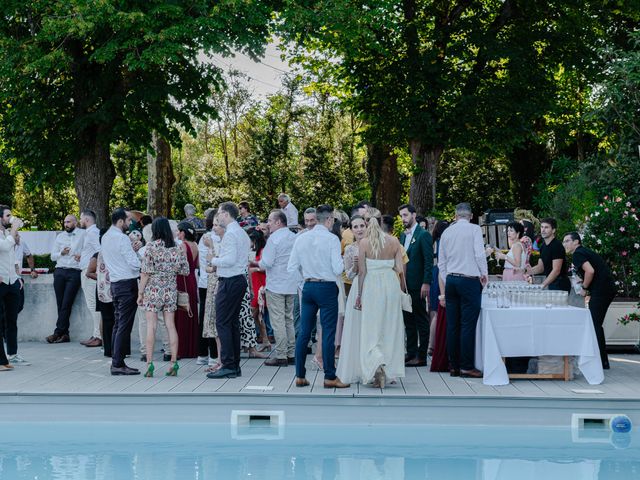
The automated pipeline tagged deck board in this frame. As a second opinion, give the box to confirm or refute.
[2,343,639,402]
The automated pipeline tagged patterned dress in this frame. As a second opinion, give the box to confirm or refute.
[203,270,219,339]
[240,273,257,349]
[141,240,189,312]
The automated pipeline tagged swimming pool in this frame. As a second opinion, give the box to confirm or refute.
[2,423,637,480]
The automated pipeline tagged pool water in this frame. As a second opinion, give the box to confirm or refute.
[1,423,637,480]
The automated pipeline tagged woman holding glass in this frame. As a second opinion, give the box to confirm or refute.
[494,221,527,282]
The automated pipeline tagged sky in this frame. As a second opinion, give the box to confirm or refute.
[210,43,293,99]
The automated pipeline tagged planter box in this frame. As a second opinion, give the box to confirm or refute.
[604,300,640,347]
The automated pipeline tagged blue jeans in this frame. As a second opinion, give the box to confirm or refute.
[445,275,482,371]
[295,281,338,380]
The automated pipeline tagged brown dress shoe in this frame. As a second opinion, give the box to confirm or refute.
[46,333,60,344]
[80,337,94,346]
[324,378,350,389]
[295,377,310,387]
[85,338,103,347]
[264,358,288,367]
[53,334,70,344]
[460,368,483,378]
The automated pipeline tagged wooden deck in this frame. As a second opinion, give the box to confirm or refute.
[2,342,640,401]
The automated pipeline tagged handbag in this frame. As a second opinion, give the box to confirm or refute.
[400,274,412,312]
[177,275,193,318]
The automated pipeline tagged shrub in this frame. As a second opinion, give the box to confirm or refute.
[582,190,640,298]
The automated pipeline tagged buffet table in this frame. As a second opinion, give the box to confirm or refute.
[475,304,604,386]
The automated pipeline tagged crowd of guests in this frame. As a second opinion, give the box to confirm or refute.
[0,198,615,381]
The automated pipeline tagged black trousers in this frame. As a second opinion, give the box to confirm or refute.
[445,275,482,371]
[403,288,430,360]
[99,301,115,357]
[215,275,247,371]
[589,292,615,369]
[0,281,20,357]
[198,287,217,358]
[110,279,138,367]
[53,268,81,335]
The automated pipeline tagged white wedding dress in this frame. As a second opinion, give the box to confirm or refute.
[359,258,405,383]
[336,243,366,383]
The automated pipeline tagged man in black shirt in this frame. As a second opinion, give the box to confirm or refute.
[563,232,616,370]
[526,217,570,291]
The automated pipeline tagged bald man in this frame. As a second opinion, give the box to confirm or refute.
[46,214,86,343]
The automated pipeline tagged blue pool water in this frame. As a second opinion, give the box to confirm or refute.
[1,423,637,479]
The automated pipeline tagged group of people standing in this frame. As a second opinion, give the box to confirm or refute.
[0,196,616,380]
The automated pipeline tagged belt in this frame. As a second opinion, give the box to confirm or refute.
[305,278,332,283]
[448,273,480,280]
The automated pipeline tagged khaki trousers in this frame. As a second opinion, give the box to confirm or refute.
[265,290,296,359]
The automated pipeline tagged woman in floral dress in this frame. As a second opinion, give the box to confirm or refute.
[137,217,189,377]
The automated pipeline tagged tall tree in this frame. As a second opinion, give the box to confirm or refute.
[280,0,627,213]
[0,0,276,225]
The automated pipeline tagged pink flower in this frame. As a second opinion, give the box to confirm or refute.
[622,251,628,256]
[626,202,632,207]
[615,197,622,202]
[620,227,626,232]
[604,208,609,212]
[604,196,609,200]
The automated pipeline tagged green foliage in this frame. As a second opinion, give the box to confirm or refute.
[436,149,516,219]
[583,191,640,298]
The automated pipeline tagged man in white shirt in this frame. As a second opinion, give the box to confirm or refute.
[0,206,24,368]
[78,210,103,348]
[46,214,86,344]
[438,202,488,378]
[288,204,348,388]
[102,208,142,375]
[253,210,298,367]
[206,202,251,379]
[278,193,299,230]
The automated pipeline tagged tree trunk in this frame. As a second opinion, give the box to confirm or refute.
[366,144,401,214]
[409,141,442,214]
[509,140,550,208]
[147,133,175,218]
[74,127,115,228]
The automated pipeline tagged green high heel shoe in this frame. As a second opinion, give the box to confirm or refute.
[166,361,179,377]
[144,362,155,378]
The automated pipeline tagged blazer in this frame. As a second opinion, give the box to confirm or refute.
[399,225,434,290]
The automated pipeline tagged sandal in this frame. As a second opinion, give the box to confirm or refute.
[248,349,267,359]
[256,343,271,353]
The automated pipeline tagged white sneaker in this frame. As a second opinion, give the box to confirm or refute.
[8,354,30,366]
[208,357,218,366]
[196,356,209,365]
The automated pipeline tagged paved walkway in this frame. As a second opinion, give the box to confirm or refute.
[2,343,639,400]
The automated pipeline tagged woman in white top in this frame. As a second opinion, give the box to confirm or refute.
[494,221,527,282]
[335,215,367,384]
[354,216,406,388]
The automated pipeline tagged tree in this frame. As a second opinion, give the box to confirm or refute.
[280,0,629,213]
[0,0,277,225]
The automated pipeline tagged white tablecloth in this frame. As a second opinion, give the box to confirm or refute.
[475,304,604,386]
[18,231,59,255]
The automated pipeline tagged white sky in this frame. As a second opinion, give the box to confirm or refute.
[210,43,293,99]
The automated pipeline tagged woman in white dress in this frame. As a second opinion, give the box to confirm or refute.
[355,217,406,388]
[335,215,368,384]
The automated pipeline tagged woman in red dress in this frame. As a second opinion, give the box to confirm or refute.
[248,229,270,353]
[175,222,200,359]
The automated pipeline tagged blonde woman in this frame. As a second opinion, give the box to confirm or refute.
[355,216,406,388]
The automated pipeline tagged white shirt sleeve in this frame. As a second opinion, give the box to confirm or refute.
[211,232,238,268]
[50,234,64,261]
[120,235,141,271]
[0,232,15,252]
[287,237,301,274]
[259,237,276,270]
[438,234,448,282]
[330,236,344,277]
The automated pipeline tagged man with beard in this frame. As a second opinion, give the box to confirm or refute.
[0,206,25,367]
[398,204,433,367]
[101,208,142,375]
[46,214,86,344]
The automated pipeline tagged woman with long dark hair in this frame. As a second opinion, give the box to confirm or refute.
[137,217,189,377]
[175,222,200,360]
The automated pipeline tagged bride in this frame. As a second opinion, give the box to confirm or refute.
[335,215,367,384]
[354,215,406,388]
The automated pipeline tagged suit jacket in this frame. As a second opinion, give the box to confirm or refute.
[399,225,434,291]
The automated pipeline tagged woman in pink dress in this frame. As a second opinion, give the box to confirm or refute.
[494,222,527,281]
[175,222,200,359]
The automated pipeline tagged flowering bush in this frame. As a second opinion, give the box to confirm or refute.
[582,190,640,299]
